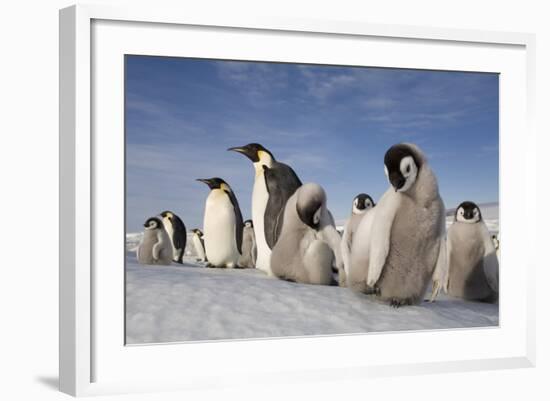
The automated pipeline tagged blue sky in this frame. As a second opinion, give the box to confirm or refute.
[125,55,499,232]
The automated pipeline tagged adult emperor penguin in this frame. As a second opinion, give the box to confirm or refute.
[348,143,447,306]
[238,220,257,268]
[228,143,302,275]
[191,228,206,262]
[340,193,375,285]
[446,201,499,302]
[160,211,187,264]
[136,217,173,265]
[197,177,243,268]
[271,183,344,285]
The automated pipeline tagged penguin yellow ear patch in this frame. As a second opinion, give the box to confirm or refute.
[257,150,272,164]
[220,183,231,192]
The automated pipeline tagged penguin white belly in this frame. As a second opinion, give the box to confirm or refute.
[204,191,240,267]
[193,234,206,261]
[164,223,177,261]
[252,172,272,274]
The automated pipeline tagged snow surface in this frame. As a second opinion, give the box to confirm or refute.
[126,202,499,344]
[126,253,498,344]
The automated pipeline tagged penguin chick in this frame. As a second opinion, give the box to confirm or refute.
[340,193,375,286]
[238,220,257,268]
[446,201,499,302]
[191,228,206,262]
[160,210,187,264]
[348,143,447,306]
[197,177,243,268]
[136,217,173,265]
[271,183,344,285]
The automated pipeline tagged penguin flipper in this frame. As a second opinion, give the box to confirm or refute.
[224,189,244,254]
[366,190,400,287]
[152,242,161,261]
[152,230,164,261]
[430,236,448,302]
[430,214,449,302]
[341,222,352,275]
[171,216,187,261]
[263,164,302,249]
[318,215,344,274]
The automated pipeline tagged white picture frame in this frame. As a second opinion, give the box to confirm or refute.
[59,4,536,397]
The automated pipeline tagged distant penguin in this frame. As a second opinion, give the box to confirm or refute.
[191,228,206,262]
[197,177,243,268]
[493,233,501,262]
[271,183,344,285]
[238,220,257,268]
[340,193,375,285]
[348,143,447,306]
[160,211,187,264]
[492,234,500,251]
[136,217,173,265]
[228,143,302,275]
[446,201,499,302]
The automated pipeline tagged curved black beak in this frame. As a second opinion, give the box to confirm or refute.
[228,145,258,162]
[389,173,405,192]
[196,178,212,188]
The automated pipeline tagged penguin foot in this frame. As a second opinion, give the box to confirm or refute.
[365,286,380,295]
[389,297,414,308]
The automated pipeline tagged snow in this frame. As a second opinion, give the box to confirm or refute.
[126,253,498,344]
[126,202,499,344]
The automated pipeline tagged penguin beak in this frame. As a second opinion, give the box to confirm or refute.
[228,145,258,162]
[196,178,212,188]
[389,173,405,192]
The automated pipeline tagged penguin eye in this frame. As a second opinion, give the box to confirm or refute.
[406,165,410,174]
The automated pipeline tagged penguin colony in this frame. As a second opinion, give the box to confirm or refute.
[135,142,499,307]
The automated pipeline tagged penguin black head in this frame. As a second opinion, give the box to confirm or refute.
[196,177,230,191]
[384,144,422,193]
[192,228,203,236]
[296,183,326,230]
[144,217,163,230]
[455,201,482,223]
[244,219,253,228]
[228,143,274,164]
[352,193,375,214]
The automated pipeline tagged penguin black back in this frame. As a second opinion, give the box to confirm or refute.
[160,211,187,263]
[225,187,244,254]
[263,163,302,249]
